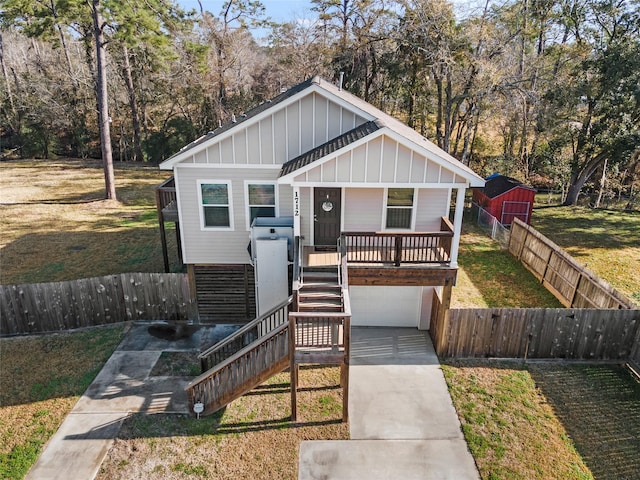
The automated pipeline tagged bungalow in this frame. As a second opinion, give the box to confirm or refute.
[158,76,485,331]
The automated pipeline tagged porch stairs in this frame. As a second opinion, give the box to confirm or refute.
[297,266,343,312]
[185,265,350,420]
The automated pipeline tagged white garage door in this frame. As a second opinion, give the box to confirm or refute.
[349,286,433,328]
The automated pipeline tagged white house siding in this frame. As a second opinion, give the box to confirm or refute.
[185,92,369,167]
[415,189,450,231]
[343,188,384,231]
[289,133,469,186]
[176,166,292,264]
[300,187,312,242]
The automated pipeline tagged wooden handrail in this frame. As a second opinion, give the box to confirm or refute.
[341,230,453,266]
[156,176,177,211]
[190,322,289,386]
[186,322,290,415]
[198,296,292,371]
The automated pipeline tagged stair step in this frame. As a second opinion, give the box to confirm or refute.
[299,291,342,301]
[303,274,339,282]
[301,278,341,291]
[299,303,344,312]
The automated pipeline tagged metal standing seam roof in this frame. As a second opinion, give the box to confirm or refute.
[480,175,537,198]
[162,78,316,163]
[160,76,485,186]
[279,120,382,177]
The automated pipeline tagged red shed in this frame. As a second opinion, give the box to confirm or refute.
[473,174,536,225]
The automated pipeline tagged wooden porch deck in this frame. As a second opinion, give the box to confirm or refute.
[304,245,451,267]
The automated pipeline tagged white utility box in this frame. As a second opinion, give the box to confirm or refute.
[254,237,289,316]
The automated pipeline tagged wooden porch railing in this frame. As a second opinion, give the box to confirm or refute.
[288,313,350,363]
[156,176,176,211]
[186,322,290,416]
[198,296,292,371]
[342,217,454,266]
[156,176,179,272]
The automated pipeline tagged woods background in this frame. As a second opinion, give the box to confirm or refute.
[1,0,639,207]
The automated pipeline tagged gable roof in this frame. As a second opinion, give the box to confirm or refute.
[159,78,316,167]
[159,76,485,187]
[480,175,536,198]
[279,120,382,177]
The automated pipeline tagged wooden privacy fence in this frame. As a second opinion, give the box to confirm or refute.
[509,218,634,309]
[1,273,196,336]
[431,307,640,360]
[631,326,640,371]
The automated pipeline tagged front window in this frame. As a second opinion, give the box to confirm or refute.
[199,181,233,229]
[246,182,276,227]
[385,188,414,229]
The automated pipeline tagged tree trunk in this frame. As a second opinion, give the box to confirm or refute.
[122,45,143,162]
[92,0,116,200]
[563,152,608,206]
[595,158,607,208]
[0,33,17,130]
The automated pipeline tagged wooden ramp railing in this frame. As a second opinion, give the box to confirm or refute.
[186,297,292,416]
[198,296,291,371]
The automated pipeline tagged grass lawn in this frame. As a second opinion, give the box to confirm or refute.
[0,325,126,479]
[443,360,640,480]
[2,159,638,479]
[452,222,562,308]
[532,202,640,305]
[0,159,179,284]
[96,366,348,480]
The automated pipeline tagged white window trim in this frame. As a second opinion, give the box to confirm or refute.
[244,180,279,230]
[382,187,416,231]
[197,179,234,231]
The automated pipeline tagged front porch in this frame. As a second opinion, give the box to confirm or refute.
[302,217,458,286]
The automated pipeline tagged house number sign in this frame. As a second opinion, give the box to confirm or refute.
[294,190,300,217]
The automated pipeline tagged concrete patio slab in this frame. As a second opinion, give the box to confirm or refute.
[299,439,480,480]
[25,323,232,480]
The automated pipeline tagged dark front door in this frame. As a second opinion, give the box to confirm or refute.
[314,187,342,247]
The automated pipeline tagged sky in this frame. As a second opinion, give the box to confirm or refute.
[178,0,316,23]
[176,0,485,39]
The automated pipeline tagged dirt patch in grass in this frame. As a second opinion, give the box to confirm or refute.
[0,159,179,284]
[532,205,640,305]
[442,359,592,480]
[528,363,640,480]
[97,366,348,480]
[0,325,126,479]
[453,223,563,308]
[150,352,201,377]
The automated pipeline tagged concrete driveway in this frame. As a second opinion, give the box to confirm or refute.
[299,327,480,480]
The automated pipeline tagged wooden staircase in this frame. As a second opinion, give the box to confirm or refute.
[297,267,343,313]
[186,239,351,421]
[185,298,292,417]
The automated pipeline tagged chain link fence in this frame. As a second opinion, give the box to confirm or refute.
[473,203,511,249]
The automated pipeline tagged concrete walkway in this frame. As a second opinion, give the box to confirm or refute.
[299,327,480,480]
[25,323,237,480]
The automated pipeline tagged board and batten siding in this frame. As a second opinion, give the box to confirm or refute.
[183,92,369,166]
[415,189,450,231]
[176,166,293,264]
[342,187,450,232]
[289,134,468,186]
[343,188,384,231]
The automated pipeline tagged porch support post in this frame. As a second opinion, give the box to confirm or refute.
[449,187,466,268]
[293,186,301,237]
